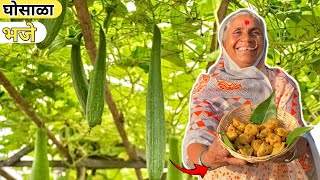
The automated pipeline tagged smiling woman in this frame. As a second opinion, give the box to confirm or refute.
[222,14,264,68]
[182,9,319,180]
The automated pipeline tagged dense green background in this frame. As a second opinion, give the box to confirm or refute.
[0,0,319,179]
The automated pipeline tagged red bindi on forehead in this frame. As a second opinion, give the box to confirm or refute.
[244,19,250,25]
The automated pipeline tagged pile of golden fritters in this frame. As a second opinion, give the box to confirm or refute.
[226,118,288,157]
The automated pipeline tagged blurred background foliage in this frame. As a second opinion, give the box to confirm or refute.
[0,0,319,179]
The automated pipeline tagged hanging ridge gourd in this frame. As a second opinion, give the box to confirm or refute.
[36,0,67,49]
[86,27,106,128]
[146,24,166,180]
[167,136,183,180]
[31,128,49,180]
[70,33,89,114]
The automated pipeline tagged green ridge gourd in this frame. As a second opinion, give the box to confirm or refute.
[86,27,106,128]
[146,24,165,180]
[70,35,89,114]
[167,136,183,180]
[31,128,49,180]
[36,0,67,49]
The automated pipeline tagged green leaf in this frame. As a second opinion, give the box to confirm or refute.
[198,0,215,16]
[45,35,66,56]
[206,48,220,62]
[315,6,320,16]
[161,44,185,67]
[150,0,156,6]
[312,116,320,125]
[286,127,314,146]
[0,91,4,98]
[112,0,128,17]
[222,134,235,151]
[86,0,94,7]
[170,5,186,27]
[275,12,287,21]
[137,62,149,73]
[250,91,276,125]
[310,55,320,63]
[308,71,317,82]
[163,54,186,67]
[132,46,147,59]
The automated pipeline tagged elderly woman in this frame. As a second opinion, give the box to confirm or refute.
[182,9,319,179]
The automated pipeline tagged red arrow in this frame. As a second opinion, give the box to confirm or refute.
[169,159,208,178]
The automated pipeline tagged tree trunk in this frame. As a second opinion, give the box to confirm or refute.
[206,0,229,71]
[76,167,87,180]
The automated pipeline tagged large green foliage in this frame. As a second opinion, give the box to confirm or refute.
[0,0,319,179]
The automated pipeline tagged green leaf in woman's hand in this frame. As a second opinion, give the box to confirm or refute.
[222,134,235,151]
[286,126,313,146]
[250,91,276,125]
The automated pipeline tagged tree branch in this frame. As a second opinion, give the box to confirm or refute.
[0,145,33,167]
[76,167,87,180]
[73,1,143,179]
[73,0,97,62]
[4,159,146,169]
[0,70,71,160]
[0,168,15,180]
[206,0,229,71]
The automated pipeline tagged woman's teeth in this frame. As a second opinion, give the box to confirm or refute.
[237,47,255,51]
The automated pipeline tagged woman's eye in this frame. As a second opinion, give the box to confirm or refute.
[233,31,242,35]
[252,31,260,35]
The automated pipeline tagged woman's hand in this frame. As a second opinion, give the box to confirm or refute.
[272,136,308,163]
[201,139,247,168]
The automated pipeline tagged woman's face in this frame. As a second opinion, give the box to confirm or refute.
[223,15,264,68]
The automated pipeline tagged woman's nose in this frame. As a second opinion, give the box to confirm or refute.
[241,32,252,42]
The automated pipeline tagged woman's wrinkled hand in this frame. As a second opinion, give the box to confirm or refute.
[272,136,308,163]
[202,139,247,168]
